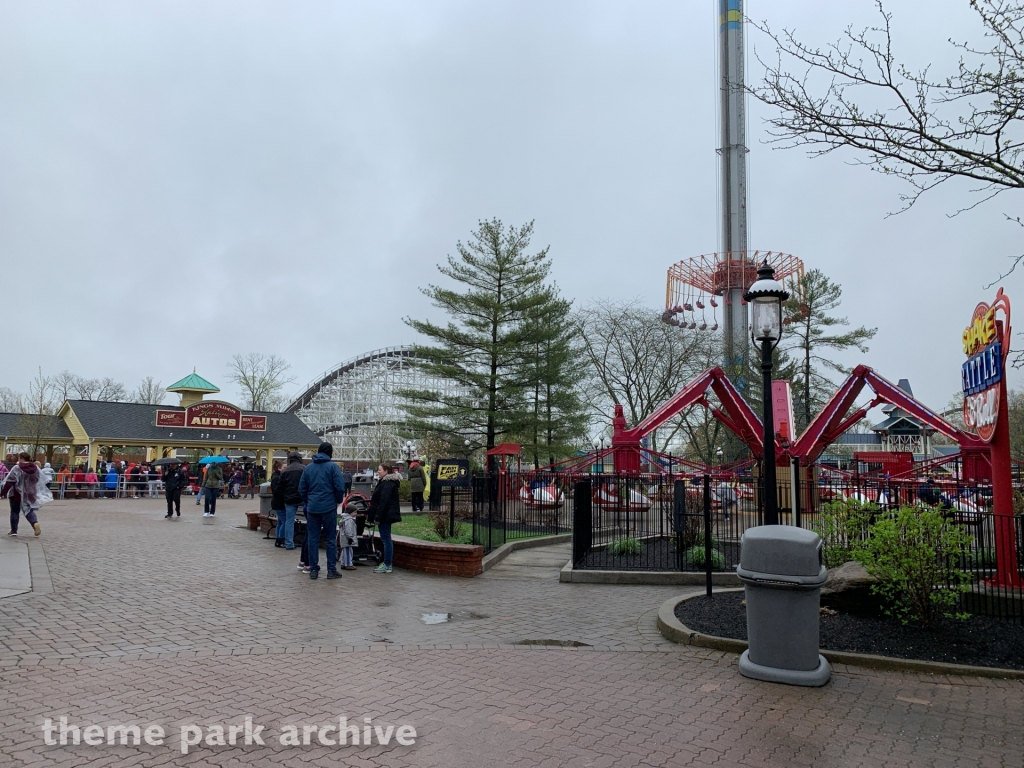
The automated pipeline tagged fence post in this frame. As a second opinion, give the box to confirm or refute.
[792,456,801,528]
[673,479,686,572]
[449,485,456,540]
[703,474,712,597]
[572,479,592,566]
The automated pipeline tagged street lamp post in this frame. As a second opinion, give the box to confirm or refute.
[744,261,790,526]
[404,441,417,464]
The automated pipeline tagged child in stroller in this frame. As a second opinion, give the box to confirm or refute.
[337,492,383,566]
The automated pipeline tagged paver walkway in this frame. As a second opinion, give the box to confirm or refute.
[0,497,1020,767]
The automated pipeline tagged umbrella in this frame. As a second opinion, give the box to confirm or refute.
[151,457,182,466]
[198,455,230,465]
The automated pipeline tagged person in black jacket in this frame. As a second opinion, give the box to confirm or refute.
[276,452,305,551]
[270,462,286,547]
[366,463,402,574]
[162,462,188,519]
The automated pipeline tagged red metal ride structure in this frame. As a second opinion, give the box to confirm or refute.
[663,251,804,331]
[608,365,986,474]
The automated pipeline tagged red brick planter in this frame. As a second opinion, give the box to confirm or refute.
[381,534,484,577]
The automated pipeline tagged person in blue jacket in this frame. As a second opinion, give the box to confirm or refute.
[104,466,119,498]
[297,442,347,580]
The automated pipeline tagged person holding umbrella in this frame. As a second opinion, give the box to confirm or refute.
[201,456,226,517]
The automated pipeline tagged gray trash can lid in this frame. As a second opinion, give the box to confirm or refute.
[738,525,824,582]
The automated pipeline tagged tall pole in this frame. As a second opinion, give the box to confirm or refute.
[720,0,749,388]
[760,338,778,525]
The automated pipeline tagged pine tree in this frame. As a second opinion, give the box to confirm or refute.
[519,293,589,466]
[781,269,877,431]
[401,219,563,463]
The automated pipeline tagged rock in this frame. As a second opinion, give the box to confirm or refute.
[820,561,884,616]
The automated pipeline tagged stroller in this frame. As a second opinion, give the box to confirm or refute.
[337,492,384,565]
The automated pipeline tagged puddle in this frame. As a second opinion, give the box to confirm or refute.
[421,613,452,625]
[518,639,591,648]
[420,611,490,625]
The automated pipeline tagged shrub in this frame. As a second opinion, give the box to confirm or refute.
[429,510,465,541]
[810,499,873,569]
[608,537,642,556]
[683,544,725,570]
[851,506,972,627]
[398,479,411,502]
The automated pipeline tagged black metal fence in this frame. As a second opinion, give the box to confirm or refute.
[570,474,752,573]
[563,470,1024,623]
[471,473,570,552]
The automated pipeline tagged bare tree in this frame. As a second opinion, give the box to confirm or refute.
[750,0,1024,215]
[96,378,128,402]
[575,300,720,454]
[226,353,295,411]
[52,370,79,403]
[15,368,57,461]
[0,387,24,414]
[130,376,166,405]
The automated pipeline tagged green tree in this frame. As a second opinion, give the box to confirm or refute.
[781,270,877,431]
[520,294,589,466]
[402,219,562,462]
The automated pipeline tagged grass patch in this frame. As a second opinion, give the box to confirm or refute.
[390,514,474,545]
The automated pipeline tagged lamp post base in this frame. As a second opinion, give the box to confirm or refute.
[739,649,831,687]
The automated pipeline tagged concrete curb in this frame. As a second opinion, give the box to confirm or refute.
[657,593,1024,680]
[560,561,742,586]
[481,534,572,572]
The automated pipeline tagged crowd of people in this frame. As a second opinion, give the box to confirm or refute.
[14,460,267,501]
[4,443,405,581]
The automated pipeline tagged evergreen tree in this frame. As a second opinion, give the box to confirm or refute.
[401,219,563,462]
[519,293,589,466]
[781,269,877,431]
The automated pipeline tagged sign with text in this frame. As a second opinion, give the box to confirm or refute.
[433,458,470,488]
[961,288,1011,443]
[154,401,267,431]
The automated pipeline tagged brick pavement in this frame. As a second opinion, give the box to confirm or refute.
[0,497,1021,767]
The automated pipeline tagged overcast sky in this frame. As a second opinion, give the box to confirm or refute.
[1,0,1019,420]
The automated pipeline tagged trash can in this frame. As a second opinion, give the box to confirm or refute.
[351,475,373,497]
[258,482,273,515]
[737,525,831,687]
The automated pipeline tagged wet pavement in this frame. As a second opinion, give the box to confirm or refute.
[0,497,1021,767]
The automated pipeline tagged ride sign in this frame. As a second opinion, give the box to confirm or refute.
[154,401,268,431]
[961,288,1011,443]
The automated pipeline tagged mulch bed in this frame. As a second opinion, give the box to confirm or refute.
[675,591,1024,671]
[577,537,740,572]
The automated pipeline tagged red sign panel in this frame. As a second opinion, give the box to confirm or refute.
[155,410,186,428]
[154,402,267,431]
[240,415,267,431]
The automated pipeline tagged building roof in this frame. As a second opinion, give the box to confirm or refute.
[0,412,75,441]
[166,372,220,393]
[833,432,882,445]
[65,400,320,446]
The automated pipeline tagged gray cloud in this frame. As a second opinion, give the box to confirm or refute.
[0,0,1016,419]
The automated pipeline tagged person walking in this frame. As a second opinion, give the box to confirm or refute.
[407,459,426,513]
[297,442,346,580]
[270,461,286,546]
[162,462,187,518]
[203,461,224,517]
[2,452,45,537]
[276,452,304,550]
[366,463,402,574]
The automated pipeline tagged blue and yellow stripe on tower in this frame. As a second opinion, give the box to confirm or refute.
[719,0,741,30]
